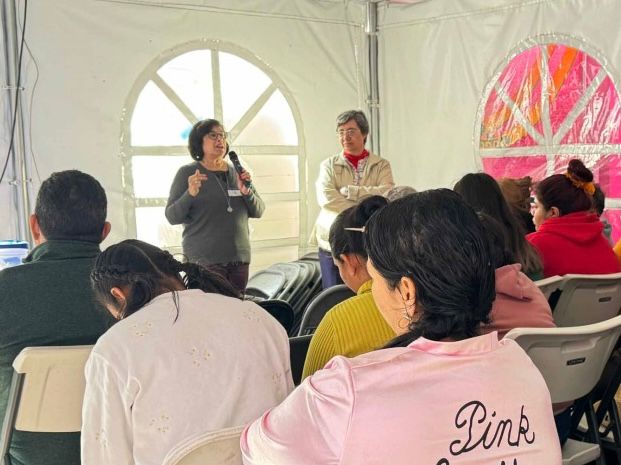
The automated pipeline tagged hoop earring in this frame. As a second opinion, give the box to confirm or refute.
[397,300,415,329]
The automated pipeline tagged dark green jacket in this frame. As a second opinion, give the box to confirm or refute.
[0,240,115,465]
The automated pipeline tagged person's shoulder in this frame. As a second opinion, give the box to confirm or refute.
[321,153,343,166]
[327,292,374,323]
[367,152,390,165]
[0,260,45,287]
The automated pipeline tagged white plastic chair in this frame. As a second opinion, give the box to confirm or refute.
[161,425,244,465]
[506,314,621,465]
[535,275,564,299]
[0,345,93,465]
[553,273,621,327]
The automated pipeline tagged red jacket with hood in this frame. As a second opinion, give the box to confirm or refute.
[526,212,620,277]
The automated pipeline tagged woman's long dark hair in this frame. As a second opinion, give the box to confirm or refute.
[329,195,388,260]
[364,189,496,346]
[91,239,239,320]
[454,172,542,277]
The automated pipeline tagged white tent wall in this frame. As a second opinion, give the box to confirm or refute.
[1,0,368,253]
[379,0,621,190]
[5,0,620,262]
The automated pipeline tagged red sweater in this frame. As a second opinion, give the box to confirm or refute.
[526,212,620,277]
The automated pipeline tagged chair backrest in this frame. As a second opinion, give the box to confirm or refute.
[8,345,93,432]
[256,299,294,333]
[505,315,621,404]
[245,269,286,299]
[553,273,621,327]
[535,275,564,299]
[297,284,355,336]
[0,345,93,465]
[289,335,312,385]
[161,425,244,465]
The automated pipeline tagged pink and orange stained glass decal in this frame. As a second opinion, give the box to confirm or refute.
[478,41,621,242]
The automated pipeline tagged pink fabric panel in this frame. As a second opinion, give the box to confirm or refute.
[549,49,601,135]
[560,76,621,144]
[482,156,547,180]
[481,48,542,148]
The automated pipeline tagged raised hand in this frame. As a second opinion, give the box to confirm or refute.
[188,169,208,197]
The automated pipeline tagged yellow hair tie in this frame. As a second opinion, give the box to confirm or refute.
[564,172,596,196]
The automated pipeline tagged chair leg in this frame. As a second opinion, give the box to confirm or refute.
[0,373,23,465]
[586,398,607,465]
[608,401,621,464]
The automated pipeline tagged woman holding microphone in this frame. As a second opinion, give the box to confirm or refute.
[166,119,264,292]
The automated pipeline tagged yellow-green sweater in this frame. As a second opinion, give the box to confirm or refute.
[302,280,395,379]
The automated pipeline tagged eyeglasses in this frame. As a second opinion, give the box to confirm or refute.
[337,128,360,138]
[206,131,228,141]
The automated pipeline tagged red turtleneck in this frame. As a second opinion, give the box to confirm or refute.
[343,149,369,169]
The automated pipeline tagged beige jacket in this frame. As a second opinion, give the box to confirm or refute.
[311,152,394,250]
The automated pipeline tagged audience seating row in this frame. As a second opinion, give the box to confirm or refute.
[5,292,621,465]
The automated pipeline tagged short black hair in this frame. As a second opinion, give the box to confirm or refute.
[34,170,107,243]
[329,195,387,261]
[365,189,495,345]
[188,119,223,161]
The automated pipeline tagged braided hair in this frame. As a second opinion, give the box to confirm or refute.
[91,239,240,320]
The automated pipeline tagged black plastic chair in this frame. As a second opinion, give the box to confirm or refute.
[245,269,286,300]
[297,284,355,336]
[289,335,312,386]
[256,299,295,334]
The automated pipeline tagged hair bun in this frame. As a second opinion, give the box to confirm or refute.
[567,159,593,183]
[352,195,388,226]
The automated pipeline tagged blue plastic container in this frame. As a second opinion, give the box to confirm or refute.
[0,241,29,269]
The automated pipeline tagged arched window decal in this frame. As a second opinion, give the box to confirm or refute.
[476,36,621,241]
[122,42,304,272]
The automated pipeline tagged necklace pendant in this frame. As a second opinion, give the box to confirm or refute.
[227,206,233,213]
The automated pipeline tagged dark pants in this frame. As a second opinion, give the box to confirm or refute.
[208,262,249,294]
[318,248,343,289]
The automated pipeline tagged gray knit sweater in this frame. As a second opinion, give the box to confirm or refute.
[165,161,265,265]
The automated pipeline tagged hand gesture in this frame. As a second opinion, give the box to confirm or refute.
[188,169,208,197]
[237,170,252,196]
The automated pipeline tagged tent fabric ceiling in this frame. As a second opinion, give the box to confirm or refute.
[2,0,620,249]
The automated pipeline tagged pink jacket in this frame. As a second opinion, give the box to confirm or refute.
[241,333,561,465]
[483,264,556,339]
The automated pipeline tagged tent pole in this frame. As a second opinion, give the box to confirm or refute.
[366,0,380,155]
[1,0,31,243]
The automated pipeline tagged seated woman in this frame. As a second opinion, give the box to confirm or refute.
[302,195,394,379]
[478,214,555,339]
[498,176,536,234]
[82,240,292,465]
[241,190,561,465]
[454,172,543,279]
[528,159,620,277]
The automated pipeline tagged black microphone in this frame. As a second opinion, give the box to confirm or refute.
[228,151,252,189]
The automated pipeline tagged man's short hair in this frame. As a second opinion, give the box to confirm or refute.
[34,170,107,242]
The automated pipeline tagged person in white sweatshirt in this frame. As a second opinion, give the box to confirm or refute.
[81,239,293,465]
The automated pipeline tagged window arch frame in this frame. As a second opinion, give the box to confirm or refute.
[120,39,307,259]
[474,34,621,215]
